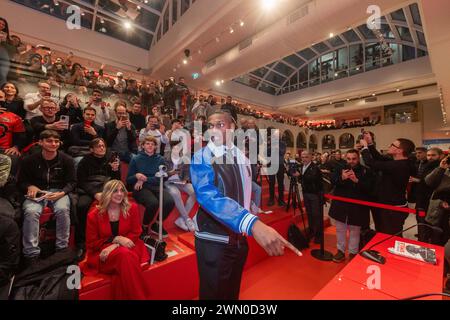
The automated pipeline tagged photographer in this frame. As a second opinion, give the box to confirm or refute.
[139,115,169,156]
[105,104,137,163]
[266,130,287,207]
[328,150,374,262]
[75,138,121,260]
[360,134,416,236]
[293,151,324,243]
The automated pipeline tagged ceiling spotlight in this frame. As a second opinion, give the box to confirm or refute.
[356,67,360,71]
[229,27,234,34]
[372,93,376,96]
[330,102,333,105]
[124,21,132,29]
[81,12,85,16]
[262,0,276,10]
[215,81,221,86]
[54,1,59,6]
[329,33,334,38]
[144,0,148,3]
[100,19,105,24]
[137,6,141,10]
[240,20,244,27]
[334,73,338,77]
[99,27,107,33]
[347,98,350,101]
[396,88,400,92]
[216,37,220,43]
[183,59,188,65]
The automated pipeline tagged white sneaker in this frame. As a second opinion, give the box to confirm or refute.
[185,218,197,232]
[174,217,188,231]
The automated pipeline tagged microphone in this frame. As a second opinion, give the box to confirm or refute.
[359,223,443,264]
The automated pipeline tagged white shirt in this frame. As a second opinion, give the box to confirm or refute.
[139,128,169,154]
[24,92,43,120]
[302,162,311,175]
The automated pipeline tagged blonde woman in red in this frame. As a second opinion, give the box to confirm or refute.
[85,179,149,299]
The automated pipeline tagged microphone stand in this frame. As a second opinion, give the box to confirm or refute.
[360,223,443,264]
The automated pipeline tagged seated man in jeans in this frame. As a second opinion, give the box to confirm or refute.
[18,130,76,265]
[127,136,175,238]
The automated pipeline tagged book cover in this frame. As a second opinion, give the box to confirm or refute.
[388,240,437,265]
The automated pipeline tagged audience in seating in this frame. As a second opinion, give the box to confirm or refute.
[84,180,149,300]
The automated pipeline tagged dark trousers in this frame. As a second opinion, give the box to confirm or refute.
[372,208,408,236]
[303,193,323,238]
[133,186,175,226]
[268,165,285,202]
[416,208,432,243]
[76,194,94,247]
[195,237,248,300]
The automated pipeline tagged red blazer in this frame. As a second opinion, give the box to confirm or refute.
[84,202,149,273]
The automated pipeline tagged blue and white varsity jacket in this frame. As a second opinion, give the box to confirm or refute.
[190,141,259,244]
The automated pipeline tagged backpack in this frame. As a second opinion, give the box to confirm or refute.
[287,223,309,251]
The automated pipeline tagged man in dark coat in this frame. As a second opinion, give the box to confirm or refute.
[329,149,374,262]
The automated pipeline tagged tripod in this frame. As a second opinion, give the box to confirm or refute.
[286,176,308,234]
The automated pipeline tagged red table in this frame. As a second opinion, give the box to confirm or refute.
[314,233,445,300]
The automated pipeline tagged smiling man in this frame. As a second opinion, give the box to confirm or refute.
[190,110,300,300]
[18,130,76,265]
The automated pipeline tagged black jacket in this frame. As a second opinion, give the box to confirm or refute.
[328,164,375,227]
[77,153,121,197]
[56,105,83,126]
[361,145,415,206]
[18,151,76,195]
[70,122,104,147]
[104,121,138,154]
[299,162,323,194]
[415,160,440,210]
[128,112,146,132]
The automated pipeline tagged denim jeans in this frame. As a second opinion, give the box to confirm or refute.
[164,181,196,219]
[22,189,71,258]
[335,219,361,255]
[252,182,262,208]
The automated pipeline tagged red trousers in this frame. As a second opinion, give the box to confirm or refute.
[99,246,148,300]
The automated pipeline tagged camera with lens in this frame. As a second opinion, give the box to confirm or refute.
[287,159,300,177]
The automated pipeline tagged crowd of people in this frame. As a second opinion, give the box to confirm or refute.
[1,16,449,298]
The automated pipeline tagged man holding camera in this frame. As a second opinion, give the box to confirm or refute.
[105,104,137,163]
[23,81,51,120]
[360,133,416,236]
[139,115,169,156]
[329,149,374,262]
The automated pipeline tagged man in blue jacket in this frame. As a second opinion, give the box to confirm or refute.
[127,136,175,238]
[190,110,300,300]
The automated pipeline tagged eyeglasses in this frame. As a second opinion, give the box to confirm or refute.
[42,106,56,110]
[390,143,401,149]
[207,122,227,129]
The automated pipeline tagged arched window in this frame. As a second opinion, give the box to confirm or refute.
[297,132,307,149]
[322,134,336,150]
[309,134,318,151]
[282,130,294,148]
[339,133,355,149]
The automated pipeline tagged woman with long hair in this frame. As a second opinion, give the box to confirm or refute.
[84,179,149,300]
[0,82,25,119]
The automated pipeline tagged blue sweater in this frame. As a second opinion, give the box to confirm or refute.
[126,151,166,187]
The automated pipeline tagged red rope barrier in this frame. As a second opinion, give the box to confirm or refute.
[324,194,426,217]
